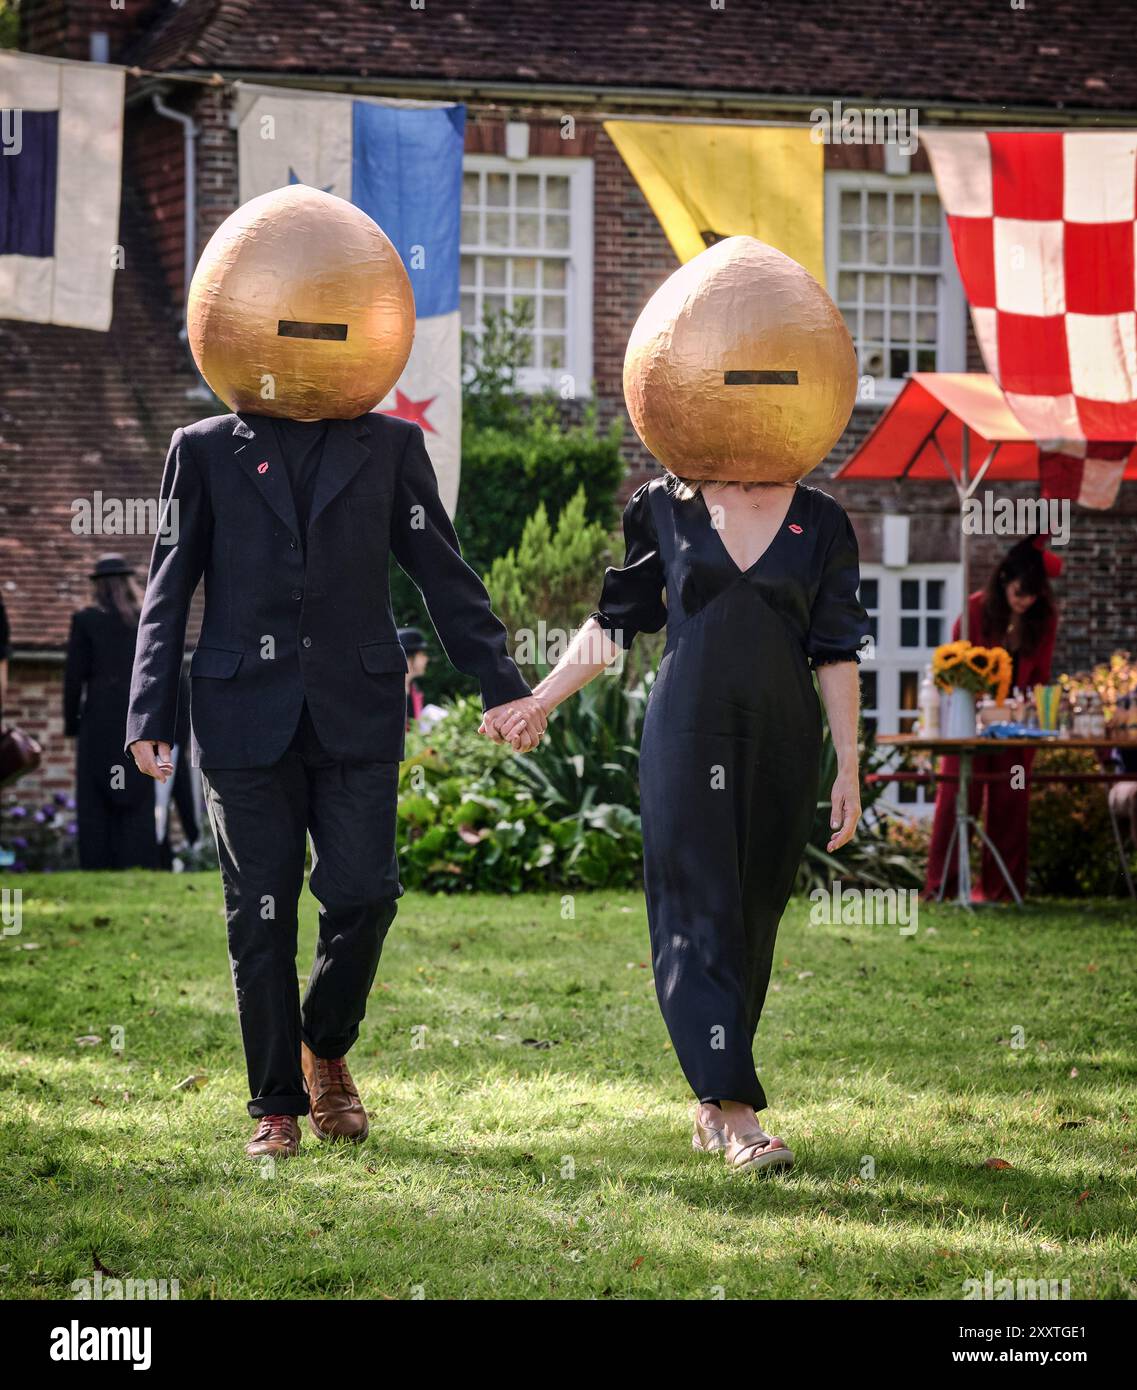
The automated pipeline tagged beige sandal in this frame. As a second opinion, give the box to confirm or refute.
[725,1131,794,1174]
[692,1109,728,1154]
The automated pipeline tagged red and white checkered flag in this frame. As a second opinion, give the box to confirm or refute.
[924,130,1137,508]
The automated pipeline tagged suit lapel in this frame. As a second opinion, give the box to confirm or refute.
[308,415,373,530]
[232,414,300,540]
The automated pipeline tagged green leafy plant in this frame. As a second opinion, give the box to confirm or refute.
[484,488,613,683]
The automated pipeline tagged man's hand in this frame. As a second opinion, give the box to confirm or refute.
[130,739,175,783]
[479,696,548,753]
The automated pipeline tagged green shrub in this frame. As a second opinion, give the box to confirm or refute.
[484,488,613,682]
[1029,748,1126,896]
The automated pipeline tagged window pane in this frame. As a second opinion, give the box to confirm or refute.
[867,192,888,225]
[545,213,570,250]
[900,616,920,646]
[539,335,565,369]
[546,176,569,209]
[838,271,858,300]
[516,174,539,207]
[516,212,540,248]
[513,257,537,289]
[542,260,566,290]
[867,230,889,264]
[890,274,912,305]
[840,189,862,224]
[486,173,509,207]
[484,212,508,246]
[461,210,480,243]
[863,272,885,304]
[926,579,944,609]
[899,670,920,711]
[901,579,919,608]
[542,295,566,330]
[861,671,878,706]
[840,230,863,261]
[890,346,911,379]
[483,256,507,288]
[462,172,480,206]
[859,578,879,608]
[926,617,943,646]
[893,193,914,226]
[460,254,476,287]
[893,232,914,265]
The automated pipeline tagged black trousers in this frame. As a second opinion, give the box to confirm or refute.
[201,706,401,1118]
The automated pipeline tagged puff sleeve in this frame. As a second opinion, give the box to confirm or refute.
[588,482,667,650]
[806,507,871,669]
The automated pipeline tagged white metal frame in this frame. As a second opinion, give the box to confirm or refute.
[460,153,594,397]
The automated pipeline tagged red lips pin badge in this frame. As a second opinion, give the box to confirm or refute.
[788,523,803,534]
[257,461,269,474]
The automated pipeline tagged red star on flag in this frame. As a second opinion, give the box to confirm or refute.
[379,389,439,434]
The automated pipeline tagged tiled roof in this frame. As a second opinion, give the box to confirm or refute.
[120,0,1137,111]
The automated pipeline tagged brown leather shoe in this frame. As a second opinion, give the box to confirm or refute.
[245,1114,301,1159]
[301,1043,369,1142]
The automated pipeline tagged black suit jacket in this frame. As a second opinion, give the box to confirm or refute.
[125,411,529,768]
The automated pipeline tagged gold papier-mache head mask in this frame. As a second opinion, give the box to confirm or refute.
[623,235,857,483]
[188,184,416,421]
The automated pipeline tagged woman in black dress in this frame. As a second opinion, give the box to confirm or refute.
[484,237,870,1172]
[64,555,158,870]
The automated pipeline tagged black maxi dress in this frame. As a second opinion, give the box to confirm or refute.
[590,476,870,1111]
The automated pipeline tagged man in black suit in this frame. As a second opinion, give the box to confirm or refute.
[125,184,546,1159]
[127,409,545,1157]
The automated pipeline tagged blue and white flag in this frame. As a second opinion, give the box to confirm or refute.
[0,51,124,332]
[237,85,466,515]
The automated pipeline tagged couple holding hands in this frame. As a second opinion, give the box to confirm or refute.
[127,187,869,1173]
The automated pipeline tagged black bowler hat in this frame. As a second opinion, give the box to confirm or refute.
[88,553,136,580]
[398,626,427,655]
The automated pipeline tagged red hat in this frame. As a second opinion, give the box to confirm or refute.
[1032,534,1064,579]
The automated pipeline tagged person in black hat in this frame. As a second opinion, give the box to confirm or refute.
[398,626,429,728]
[64,555,159,870]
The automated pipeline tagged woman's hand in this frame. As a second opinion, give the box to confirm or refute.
[480,695,548,753]
[827,765,861,852]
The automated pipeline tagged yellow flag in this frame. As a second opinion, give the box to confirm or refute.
[603,121,826,285]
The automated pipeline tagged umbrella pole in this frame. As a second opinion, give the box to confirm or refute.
[956,425,973,907]
[959,425,970,642]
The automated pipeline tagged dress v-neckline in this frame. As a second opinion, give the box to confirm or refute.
[697,483,803,576]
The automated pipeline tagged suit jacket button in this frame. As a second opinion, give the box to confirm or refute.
[289,540,298,550]
[291,589,302,601]
[302,636,312,648]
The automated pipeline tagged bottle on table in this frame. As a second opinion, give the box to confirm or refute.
[918,665,940,738]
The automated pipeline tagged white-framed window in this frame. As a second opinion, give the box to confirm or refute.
[858,562,962,813]
[460,155,593,396]
[825,172,967,403]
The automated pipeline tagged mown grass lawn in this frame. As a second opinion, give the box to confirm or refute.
[0,872,1134,1300]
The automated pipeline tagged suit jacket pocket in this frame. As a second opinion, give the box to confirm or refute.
[359,640,410,675]
[190,646,244,679]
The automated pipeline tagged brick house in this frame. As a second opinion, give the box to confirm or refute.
[3,0,1137,822]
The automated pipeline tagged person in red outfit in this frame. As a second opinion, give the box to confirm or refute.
[924,538,1061,903]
